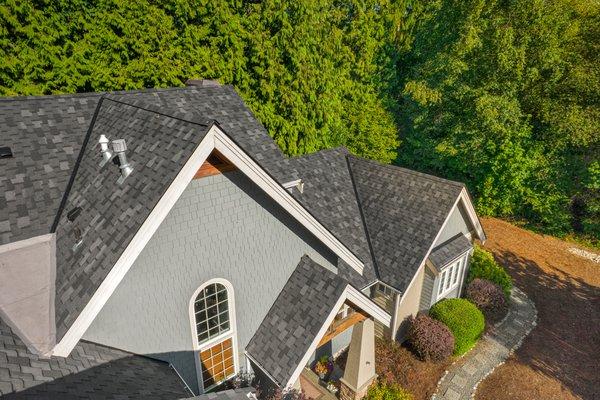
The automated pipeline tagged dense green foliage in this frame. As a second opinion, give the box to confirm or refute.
[467,246,513,299]
[366,381,413,400]
[0,0,408,162]
[1,0,598,241]
[430,298,485,355]
[396,0,599,242]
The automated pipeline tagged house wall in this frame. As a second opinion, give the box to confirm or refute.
[392,265,425,341]
[82,171,339,395]
[434,202,474,247]
[393,201,476,341]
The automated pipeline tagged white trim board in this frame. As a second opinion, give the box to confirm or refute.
[53,124,364,357]
[282,284,391,389]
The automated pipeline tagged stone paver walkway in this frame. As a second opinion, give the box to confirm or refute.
[432,287,537,400]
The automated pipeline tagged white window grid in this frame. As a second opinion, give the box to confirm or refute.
[195,283,231,346]
[437,255,466,299]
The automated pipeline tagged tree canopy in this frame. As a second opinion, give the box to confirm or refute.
[1,0,598,242]
[397,0,599,241]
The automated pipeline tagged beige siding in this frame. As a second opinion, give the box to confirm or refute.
[393,265,426,340]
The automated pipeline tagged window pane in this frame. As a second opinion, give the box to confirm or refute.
[195,283,231,344]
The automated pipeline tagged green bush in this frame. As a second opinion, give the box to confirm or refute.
[429,299,485,356]
[366,381,413,400]
[468,246,513,299]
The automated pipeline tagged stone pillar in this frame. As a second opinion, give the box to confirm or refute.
[339,318,377,400]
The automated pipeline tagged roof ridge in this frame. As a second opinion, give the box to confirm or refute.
[103,96,212,127]
[347,154,465,188]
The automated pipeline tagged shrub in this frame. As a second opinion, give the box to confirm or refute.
[406,315,454,362]
[366,381,413,400]
[429,299,485,356]
[468,246,513,299]
[465,279,508,322]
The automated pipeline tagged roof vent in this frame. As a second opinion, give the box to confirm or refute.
[283,179,304,194]
[185,79,220,87]
[111,139,133,184]
[67,206,83,222]
[98,134,113,167]
[0,146,13,159]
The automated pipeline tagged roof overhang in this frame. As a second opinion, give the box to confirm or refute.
[247,284,390,389]
[52,124,364,357]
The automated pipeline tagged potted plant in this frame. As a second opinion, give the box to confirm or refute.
[313,356,334,380]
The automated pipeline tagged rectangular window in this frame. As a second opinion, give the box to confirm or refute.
[200,338,235,390]
[438,271,446,295]
[453,259,461,284]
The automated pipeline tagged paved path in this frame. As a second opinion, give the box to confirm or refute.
[432,287,537,400]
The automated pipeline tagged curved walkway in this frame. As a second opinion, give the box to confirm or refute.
[432,287,537,400]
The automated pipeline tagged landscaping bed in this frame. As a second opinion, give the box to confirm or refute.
[474,218,600,400]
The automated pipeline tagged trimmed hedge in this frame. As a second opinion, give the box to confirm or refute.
[465,279,508,322]
[468,246,513,299]
[429,299,485,356]
[406,315,454,362]
[366,381,413,400]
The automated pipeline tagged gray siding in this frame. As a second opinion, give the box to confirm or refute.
[419,267,435,311]
[434,203,474,247]
[83,171,338,394]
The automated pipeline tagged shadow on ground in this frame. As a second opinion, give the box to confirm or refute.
[491,249,600,400]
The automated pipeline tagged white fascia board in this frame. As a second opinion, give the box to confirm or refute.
[345,285,391,326]
[54,124,364,357]
[213,127,364,274]
[52,127,218,357]
[284,292,347,389]
[284,284,391,389]
[459,187,486,242]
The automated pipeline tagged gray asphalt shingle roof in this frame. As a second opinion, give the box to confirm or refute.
[245,256,349,387]
[281,147,377,288]
[0,94,101,245]
[347,155,465,292]
[53,96,212,341]
[0,317,190,399]
[428,233,472,270]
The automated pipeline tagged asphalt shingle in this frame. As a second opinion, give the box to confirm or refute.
[428,233,472,270]
[0,317,190,399]
[347,155,464,292]
[245,256,348,387]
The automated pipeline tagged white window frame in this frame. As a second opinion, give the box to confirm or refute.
[435,253,468,301]
[189,278,239,393]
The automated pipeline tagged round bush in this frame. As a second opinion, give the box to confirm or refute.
[366,381,413,400]
[406,314,454,362]
[465,278,508,322]
[429,298,485,356]
[468,246,513,299]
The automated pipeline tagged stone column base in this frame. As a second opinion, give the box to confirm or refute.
[339,375,377,400]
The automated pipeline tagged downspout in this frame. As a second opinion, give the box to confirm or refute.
[170,363,196,397]
[389,291,402,341]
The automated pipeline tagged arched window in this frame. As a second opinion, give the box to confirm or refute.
[190,279,237,392]
[194,282,231,345]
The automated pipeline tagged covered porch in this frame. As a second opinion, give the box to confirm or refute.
[245,256,390,400]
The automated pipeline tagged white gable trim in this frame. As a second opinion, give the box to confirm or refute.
[459,187,486,242]
[392,189,484,337]
[213,127,363,273]
[53,125,363,357]
[283,284,390,389]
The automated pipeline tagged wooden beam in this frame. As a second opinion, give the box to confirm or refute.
[194,151,237,179]
[318,312,367,347]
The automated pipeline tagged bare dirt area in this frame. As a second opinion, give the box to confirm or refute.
[475,218,600,400]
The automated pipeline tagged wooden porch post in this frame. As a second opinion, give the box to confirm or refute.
[339,318,377,400]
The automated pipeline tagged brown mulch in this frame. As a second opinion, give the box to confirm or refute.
[374,338,450,400]
[475,218,600,400]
